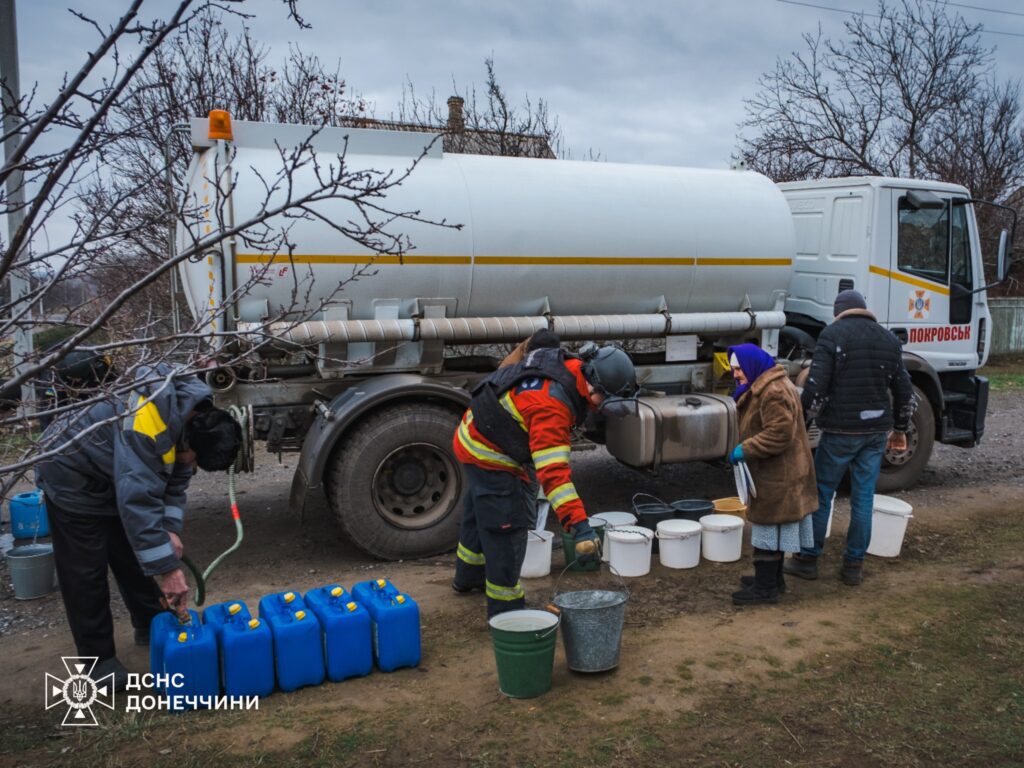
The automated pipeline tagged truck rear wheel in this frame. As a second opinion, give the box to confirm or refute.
[876,385,934,493]
[326,403,464,559]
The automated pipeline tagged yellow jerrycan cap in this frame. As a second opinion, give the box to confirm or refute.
[331,587,343,598]
[283,592,296,603]
[294,610,306,621]
[376,578,387,588]
[346,601,358,612]
[177,632,188,643]
[248,619,260,630]
[228,603,242,615]
[395,595,406,604]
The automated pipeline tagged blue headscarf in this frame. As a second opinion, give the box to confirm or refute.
[727,343,776,401]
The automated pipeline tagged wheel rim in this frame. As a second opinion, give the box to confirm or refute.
[371,442,460,530]
[883,421,919,468]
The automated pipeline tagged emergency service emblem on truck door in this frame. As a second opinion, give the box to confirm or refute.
[908,290,931,320]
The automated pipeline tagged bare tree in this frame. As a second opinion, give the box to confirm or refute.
[738,0,1023,291]
[738,0,1023,182]
[74,9,370,339]
[395,57,564,159]
[0,1,450,488]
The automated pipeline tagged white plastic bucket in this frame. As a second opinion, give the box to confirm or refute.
[606,525,653,577]
[698,514,744,562]
[521,530,554,578]
[591,512,638,563]
[656,519,702,569]
[867,495,913,557]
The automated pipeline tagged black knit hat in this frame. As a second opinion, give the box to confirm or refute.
[186,407,242,472]
[834,289,867,317]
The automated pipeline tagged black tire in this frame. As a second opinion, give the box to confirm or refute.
[876,385,935,493]
[326,403,464,560]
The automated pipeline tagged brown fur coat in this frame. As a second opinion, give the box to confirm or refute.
[737,365,818,525]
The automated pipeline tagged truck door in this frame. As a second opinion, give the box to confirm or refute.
[888,192,978,371]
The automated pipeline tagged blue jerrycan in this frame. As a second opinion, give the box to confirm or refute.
[10,490,49,539]
[151,609,219,709]
[203,600,275,698]
[258,591,325,692]
[305,585,373,682]
[351,578,421,672]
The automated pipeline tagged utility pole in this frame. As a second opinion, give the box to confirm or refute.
[0,0,33,414]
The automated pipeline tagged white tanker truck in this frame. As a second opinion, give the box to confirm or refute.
[175,113,1015,560]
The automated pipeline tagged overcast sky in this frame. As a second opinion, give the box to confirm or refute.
[13,0,1024,170]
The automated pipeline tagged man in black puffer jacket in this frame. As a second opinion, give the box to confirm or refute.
[787,290,915,586]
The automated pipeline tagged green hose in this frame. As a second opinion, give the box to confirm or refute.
[191,465,244,606]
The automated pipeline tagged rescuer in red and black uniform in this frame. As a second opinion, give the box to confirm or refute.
[452,336,638,617]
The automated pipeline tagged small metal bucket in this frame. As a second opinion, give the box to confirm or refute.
[551,565,629,673]
[7,543,58,600]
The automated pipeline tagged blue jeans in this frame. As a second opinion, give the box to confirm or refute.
[801,431,888,563]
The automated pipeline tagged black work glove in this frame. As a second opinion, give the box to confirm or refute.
[571,519,601,565]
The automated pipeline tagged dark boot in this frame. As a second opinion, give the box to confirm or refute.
[732,551,780,606]
[783,553,819,580]
[840,559,863,586]
[739,565,788,594]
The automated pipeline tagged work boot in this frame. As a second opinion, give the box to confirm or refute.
[133,627,150,646]
[784,553,819,580]
[91,656,130,693]
[451,580,485,595]
[840,559,863,586]
[732,553,780,606]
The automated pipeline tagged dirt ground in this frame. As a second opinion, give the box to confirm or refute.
[1,386,1022,767]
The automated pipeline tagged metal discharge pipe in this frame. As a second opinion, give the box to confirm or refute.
[258,311,787,347]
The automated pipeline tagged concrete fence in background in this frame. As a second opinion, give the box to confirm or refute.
[990,298,1024,356]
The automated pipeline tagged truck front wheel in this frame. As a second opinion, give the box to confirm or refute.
[876,385,934,493]
[326,403,464,559]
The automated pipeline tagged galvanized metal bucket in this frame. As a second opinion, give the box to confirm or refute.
[7,543,58,600]
[551,565,629,673]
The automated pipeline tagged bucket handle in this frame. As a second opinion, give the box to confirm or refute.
[527,529,548,542]
[551,561,630,604]
[631,492,669,513]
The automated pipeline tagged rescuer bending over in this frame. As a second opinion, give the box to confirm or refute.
[452,336,637,617]
[36,364,241,690]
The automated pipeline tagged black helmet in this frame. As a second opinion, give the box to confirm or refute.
[581,344,637,398]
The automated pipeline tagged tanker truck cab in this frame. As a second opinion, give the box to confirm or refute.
[780,176,1013,491]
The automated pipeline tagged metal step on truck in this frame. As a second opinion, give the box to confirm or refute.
[175,112,1015,560]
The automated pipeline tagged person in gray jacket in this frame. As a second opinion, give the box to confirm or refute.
[36,364,241,688]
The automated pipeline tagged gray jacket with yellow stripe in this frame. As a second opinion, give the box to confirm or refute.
[36,364,212,576]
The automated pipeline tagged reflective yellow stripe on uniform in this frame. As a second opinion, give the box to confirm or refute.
[162,446,176,466]
[532,444,570,469]
[457,415,520,469]
[457,542,485,566]
[547,481,580,511]
[499,391,527,431]
[485,580,525,602]
[130,396,167,440]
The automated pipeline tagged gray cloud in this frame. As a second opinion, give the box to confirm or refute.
[13,0,1024,170]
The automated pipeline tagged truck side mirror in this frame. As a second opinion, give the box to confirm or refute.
[997,229,1009,282]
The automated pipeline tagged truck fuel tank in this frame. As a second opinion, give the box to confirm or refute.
[604,393,737,470]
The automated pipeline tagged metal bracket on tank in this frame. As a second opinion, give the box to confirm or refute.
[656,296,672,335]
[738,294,757,331]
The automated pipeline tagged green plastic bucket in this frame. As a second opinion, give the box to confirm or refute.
[560,518,605,572]
[489,609,560,698]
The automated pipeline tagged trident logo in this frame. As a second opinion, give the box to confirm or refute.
[44,657,115,727]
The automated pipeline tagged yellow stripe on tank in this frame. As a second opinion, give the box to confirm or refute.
[236,253,793,267]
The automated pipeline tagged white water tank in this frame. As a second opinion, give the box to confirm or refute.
[177,119,796,332]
